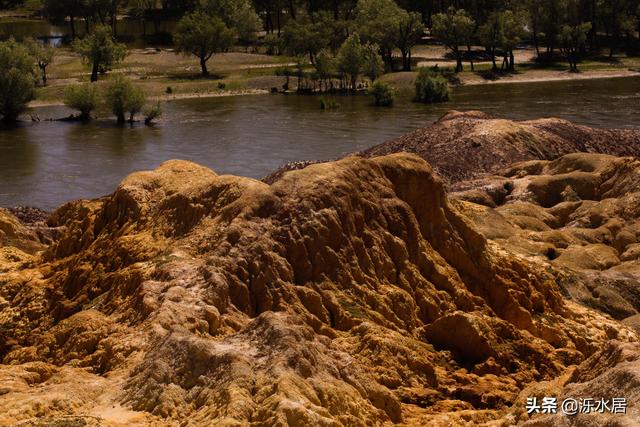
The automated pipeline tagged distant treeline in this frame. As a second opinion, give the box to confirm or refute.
[3,0,640,67]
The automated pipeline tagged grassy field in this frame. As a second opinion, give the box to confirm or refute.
[32,47,295,105]
[30,44,640,107]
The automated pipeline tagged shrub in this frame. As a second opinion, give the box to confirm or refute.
[166,86,173,94]
[144,103,162,125]
[64,83,98,120]
[264,33,283,55]
[320,97,340,110]
[413,68,450,103]
[105,76,146,123]
[369,81,395,106]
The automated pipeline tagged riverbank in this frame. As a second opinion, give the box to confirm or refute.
[381,67,640,92]
[25,45,640,110]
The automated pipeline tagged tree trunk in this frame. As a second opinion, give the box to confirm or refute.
[117,112,125,124]
[455,51,463,72]
[401,49,409,71]
[266,10,272,33]
[70,15,76,39]
[111,13,117,37]
[277,9,281,35]
[41,66,47,86]
[200,57,209,76]
[509,51,515,71]
[532,27,540,57]
[288,0,296,19]
[491,47,497,71]
[91,61,99,82]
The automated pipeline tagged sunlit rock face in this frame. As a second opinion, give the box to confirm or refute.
[1,113,639,426]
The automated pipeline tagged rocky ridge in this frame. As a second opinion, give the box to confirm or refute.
[1,112,640,426]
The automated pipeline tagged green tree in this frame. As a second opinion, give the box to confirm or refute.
[105,76,146,123]
[0,38,36,123]
[314,49,335,91]
[174,11,235,76]
[431,7,476,72]
[397,10,424,71]
[541,0,565,56]
[600,0,636,57]
[202,0,262,47]
[336,33,366,90]
[561,0,592,70]
[479,11,502,71]
[560,22,592,70]
[64,83,99,120]
[499,10,527,71]
[25,38,55,86]
[363,43,384,81]
[281,17,325,62]
[525,0,546,56]
[354,0,404,69]
[73,24,127,82]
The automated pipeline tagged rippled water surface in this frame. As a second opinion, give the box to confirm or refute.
[1,76,639,210]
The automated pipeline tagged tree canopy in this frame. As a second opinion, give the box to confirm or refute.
[174,10,235,76]
[0,38,37,123]
[73,24,127,82]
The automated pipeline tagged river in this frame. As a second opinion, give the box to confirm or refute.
[1,76,639,210]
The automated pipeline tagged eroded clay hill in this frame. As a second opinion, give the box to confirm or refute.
[362,111,640,185]
[1,154,633,426]
[451,152,640,425]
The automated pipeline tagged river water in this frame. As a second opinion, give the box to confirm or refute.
[1,76,639,210]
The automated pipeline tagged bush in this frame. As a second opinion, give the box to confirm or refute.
[264,33,283,55]
[144,103,162,126]
[63,83,98,120]
[369,81,395,106]
[0,38,36,123]
[413,68,450,103]
[105,76,146,123]
[320,97,340,110]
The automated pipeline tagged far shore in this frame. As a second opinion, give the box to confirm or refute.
[27,67,640,110]
[459,69,640,86]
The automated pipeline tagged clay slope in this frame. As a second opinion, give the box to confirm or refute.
[452,153,640,425]
[362,111,640,186]
[454,153,640,320]
[0,154,631,426]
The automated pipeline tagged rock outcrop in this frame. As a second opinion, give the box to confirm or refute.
[1,154,632,426]
[362,110,640,186]
[454,153,640,321]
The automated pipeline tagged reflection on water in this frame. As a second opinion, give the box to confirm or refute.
[0,19,176,46]
[1,76,639,210]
